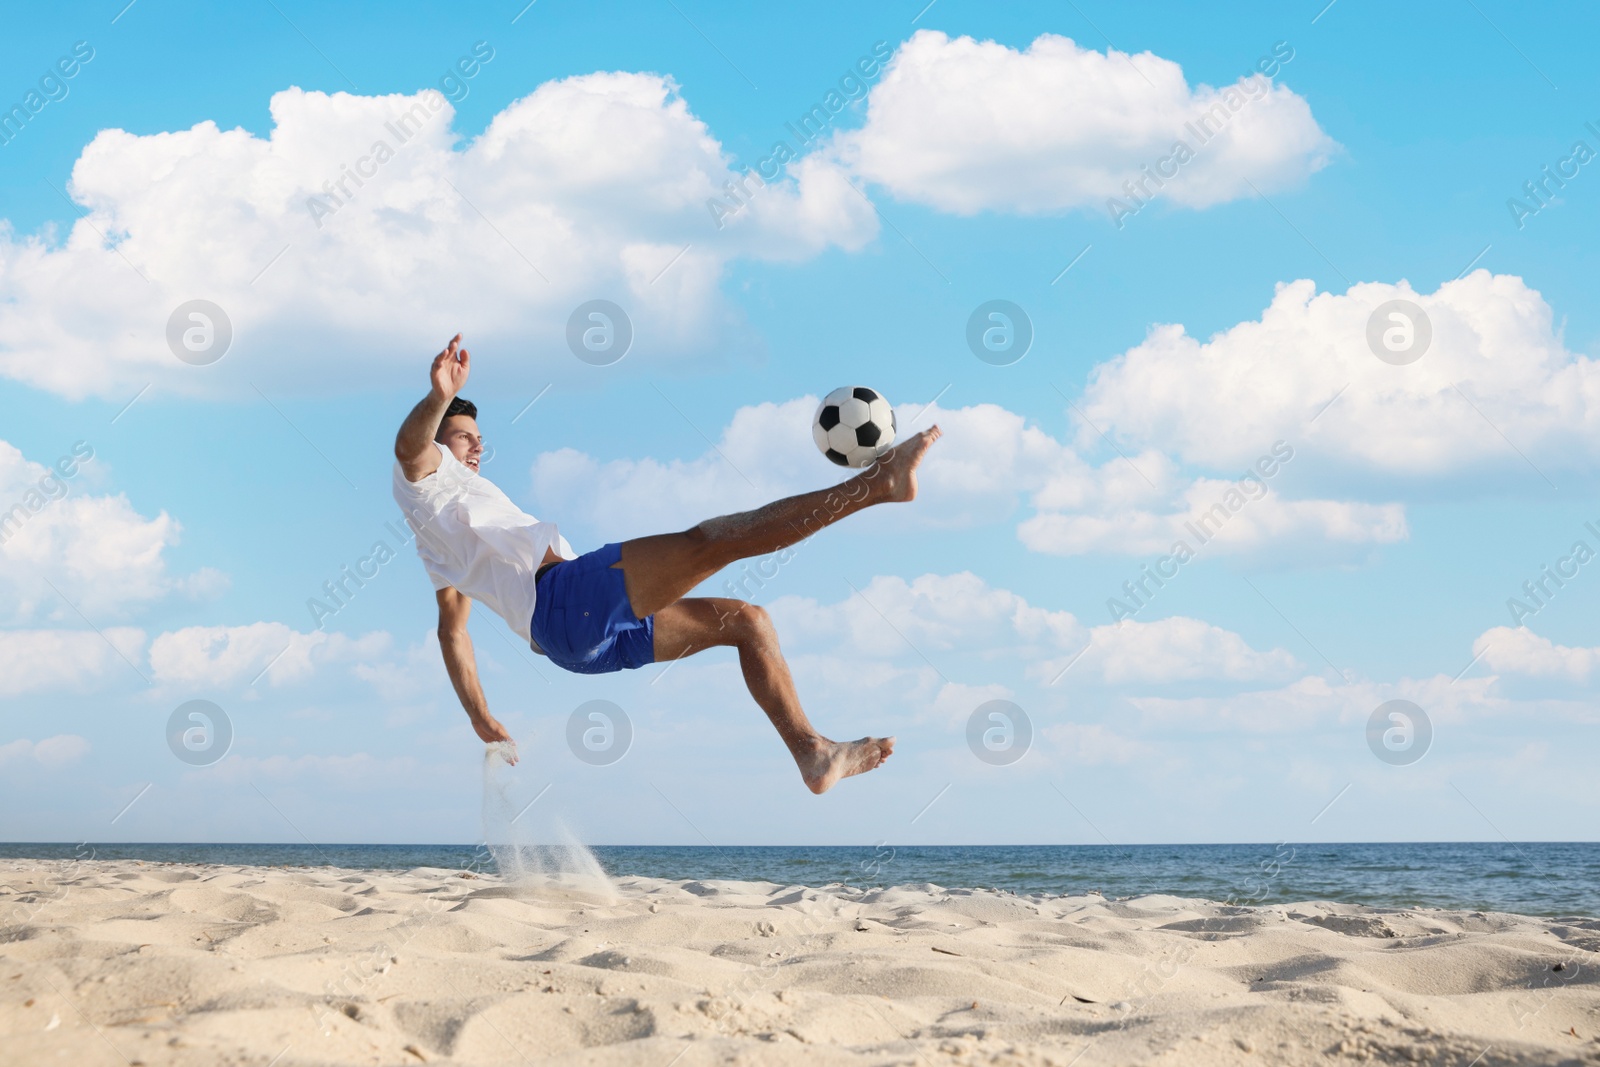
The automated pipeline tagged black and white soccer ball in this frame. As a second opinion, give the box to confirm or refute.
[813,386,896,468]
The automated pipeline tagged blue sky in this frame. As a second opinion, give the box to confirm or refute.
[1,0,1597,850]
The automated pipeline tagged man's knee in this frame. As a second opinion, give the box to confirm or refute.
[718,600,772,639]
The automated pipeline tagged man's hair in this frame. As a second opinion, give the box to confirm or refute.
[435,397,478,442]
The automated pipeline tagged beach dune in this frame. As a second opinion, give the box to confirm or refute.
[2,859,1597,1066]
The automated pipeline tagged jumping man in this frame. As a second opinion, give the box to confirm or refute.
[392,335,941,793]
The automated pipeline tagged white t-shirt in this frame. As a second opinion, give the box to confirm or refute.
[391,442,575,644]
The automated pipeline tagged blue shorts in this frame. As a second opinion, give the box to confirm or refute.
[529,542,656,674]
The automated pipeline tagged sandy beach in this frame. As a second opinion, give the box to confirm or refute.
[1,859,1597,1066]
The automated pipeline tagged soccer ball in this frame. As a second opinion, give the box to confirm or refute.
[813,386,896,468]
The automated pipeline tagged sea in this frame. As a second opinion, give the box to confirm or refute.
[3,842,1597,918]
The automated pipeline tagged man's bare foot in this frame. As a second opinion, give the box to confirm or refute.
[798,735,896,794]
[871,425,942,503]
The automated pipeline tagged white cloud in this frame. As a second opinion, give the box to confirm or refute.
[0,439,212,620]
[1041,722,1154,765]
[643,576,1297,764]
[771,572,1085,661]
[532,397,828,542]
[533,397,1407,558]
[0,627,146,697]
[148,622,390,689]
[0,76,876,400]
[770,572,1292,686]
[836,30,1334,216]
[1019,469,1408,557]
[1083,273,1600,479]
[1475,626,1599,681]
[1124,673,1361,733]
[351,631,449,703]
[0,619,419,700]
[532,396,1075,540]
[1125,670,1516,735]
[1082,617,1299,685]
[927,681,1014,728]
[0,734,91,767]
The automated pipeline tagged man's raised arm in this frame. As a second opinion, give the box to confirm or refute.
[395,333,470,483]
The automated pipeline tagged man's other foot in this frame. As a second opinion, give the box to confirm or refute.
[799,735,896,794]
[874,426,941,503]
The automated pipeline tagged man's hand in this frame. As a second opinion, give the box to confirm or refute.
[473,715,518,764]
[395,335,469,481]
[431,334,470,400]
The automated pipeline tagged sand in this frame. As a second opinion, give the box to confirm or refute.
[2,859,1598,1066]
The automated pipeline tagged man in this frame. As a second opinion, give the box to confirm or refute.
[393,334,941,793]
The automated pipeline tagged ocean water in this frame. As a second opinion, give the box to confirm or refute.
[3,841,1597,918]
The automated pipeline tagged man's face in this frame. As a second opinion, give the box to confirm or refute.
[437,415,484,472]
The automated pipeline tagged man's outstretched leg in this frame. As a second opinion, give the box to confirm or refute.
[615,425,942,618]
[652,596,892,793]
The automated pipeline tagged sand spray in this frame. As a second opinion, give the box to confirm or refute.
[482,741,616,901]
